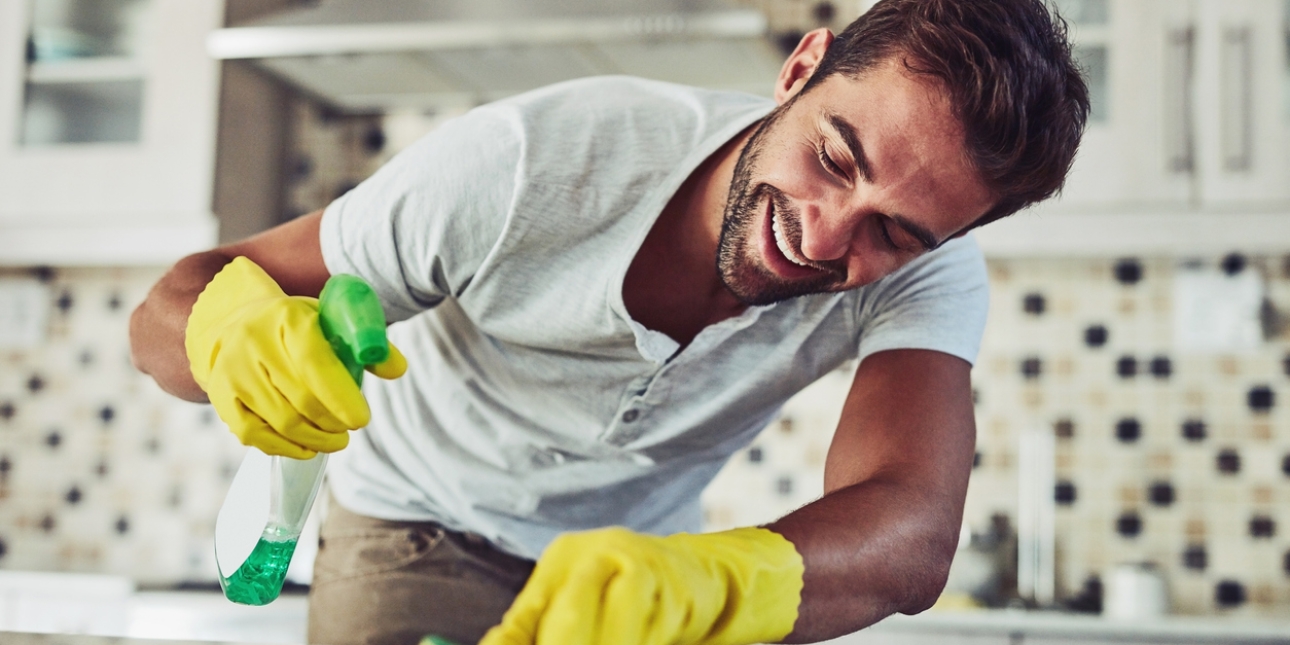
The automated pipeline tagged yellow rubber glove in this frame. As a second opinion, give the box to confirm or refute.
[479,526,804,645]
[185,256,407,459]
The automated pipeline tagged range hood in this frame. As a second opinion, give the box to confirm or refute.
[208,0,788,113]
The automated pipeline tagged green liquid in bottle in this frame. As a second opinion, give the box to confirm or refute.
[220,534,298,606]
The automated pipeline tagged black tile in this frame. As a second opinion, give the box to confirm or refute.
[78,350,94,367]
[1284,353,1290,377]
[1115,418,1142,443]
[1248,386,1275,413]
[1084,325,1109,348]
[1220,253,1247,276]
[1113,258,1144,285]
[812,0,837,23]
[55,290,73,313]
[1149,356,1172,379]
[1215,580,1246,607]
[0,401,14,421]
[114,516,130,535]
[1148,481,1175,506]
[973,451,982,469]
[1217,449,1242,474]
[1055,481,1077,505]
[972,388,981,405]
[775,31,806,57]
[363,125,386,154]
[1183,544,1207,571]
[39,514,55,533]
[1054,418,1075,439]
[1182,419,1207,442]
[1116,511,1142,537]
[1284,550,1290,577]
[1250,515,1276,539]
[1116,356,1138,378]
[1282,453,1290,477]
[98,405,115,425]
[106,292,122,311]
[0,455,11,481]
[775,476,793,496]
[26,374,44,394]
[1021,357,1043,379]
[43,430,61,450]
[747,447,763,464]
[95,459,109,478]
[30,266,55,283]
[1023,293,1046,315]
[64,485,82,505]
[0,536,6,560]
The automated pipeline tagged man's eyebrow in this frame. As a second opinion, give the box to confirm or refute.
[887,213,941,252]
[825,113,873,182]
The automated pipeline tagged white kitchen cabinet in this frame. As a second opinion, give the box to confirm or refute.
[975,0,1290,256]
[1193,0,1290,206]
[1049,0,1194,211]
[0,0,223,266]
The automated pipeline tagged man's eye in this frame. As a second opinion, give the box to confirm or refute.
[878,219,916,253]
[817,144,845,177]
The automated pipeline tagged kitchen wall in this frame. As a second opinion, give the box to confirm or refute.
[2,64,1289,618]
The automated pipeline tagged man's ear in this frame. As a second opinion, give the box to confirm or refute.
[775,28,834,104]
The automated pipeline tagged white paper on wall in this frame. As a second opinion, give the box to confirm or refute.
[1172,263,1264,353]
[0,277,50,349]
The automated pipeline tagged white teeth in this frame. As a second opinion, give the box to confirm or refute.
[772,214,811,267]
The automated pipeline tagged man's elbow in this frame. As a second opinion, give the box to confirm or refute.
[898,523,960,614]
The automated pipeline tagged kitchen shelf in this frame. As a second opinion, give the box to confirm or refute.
[26,57,145,83]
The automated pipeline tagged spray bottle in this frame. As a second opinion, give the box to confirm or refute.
[214,274,388,606]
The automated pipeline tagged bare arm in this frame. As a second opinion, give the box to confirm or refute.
[768,348,976,643]
[128,210,331,401]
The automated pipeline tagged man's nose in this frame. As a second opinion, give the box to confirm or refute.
[798,200,864,263]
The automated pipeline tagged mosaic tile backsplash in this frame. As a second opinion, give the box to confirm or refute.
[4,253,1288,616]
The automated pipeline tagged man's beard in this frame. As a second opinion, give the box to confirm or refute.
[716,103,847,306]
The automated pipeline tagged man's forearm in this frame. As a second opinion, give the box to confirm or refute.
[767,476,965,643]
[129,250,235,401]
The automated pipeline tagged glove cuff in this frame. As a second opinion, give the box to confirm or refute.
[676,526,805,645]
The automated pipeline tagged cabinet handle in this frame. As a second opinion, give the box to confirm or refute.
[1220,26,1252,172]
[1163,27,1194,173]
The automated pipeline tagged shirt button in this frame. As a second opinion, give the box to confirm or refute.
[621,409,640,423]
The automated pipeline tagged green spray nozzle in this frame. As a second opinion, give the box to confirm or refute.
[318,274,389,384]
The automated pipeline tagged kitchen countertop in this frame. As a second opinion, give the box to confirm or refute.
[830,609,1290,644]
[6,592,1289,644]
[1,635,256,645]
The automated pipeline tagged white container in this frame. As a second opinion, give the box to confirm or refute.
[1104,563,1169,620]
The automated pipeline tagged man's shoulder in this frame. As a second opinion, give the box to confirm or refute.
[485,76,773,187]
[503,75,769,116]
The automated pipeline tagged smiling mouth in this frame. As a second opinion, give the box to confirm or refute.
[771,208,813,269]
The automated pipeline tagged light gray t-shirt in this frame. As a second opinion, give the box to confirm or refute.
[320,76,989,560]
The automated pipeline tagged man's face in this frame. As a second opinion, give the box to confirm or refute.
[717,58,996,306]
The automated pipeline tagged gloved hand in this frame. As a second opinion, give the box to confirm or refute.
[479,526,804,645]
[185,256,406,459]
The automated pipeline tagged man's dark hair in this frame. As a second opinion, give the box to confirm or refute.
[803,0,1090,227]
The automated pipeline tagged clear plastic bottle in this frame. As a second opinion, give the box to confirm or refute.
[215,274,388,606]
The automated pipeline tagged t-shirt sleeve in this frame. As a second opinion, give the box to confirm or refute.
[854,234,990,366]
[319,105,520,323]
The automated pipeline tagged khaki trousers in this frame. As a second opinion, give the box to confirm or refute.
[307,499,535,645]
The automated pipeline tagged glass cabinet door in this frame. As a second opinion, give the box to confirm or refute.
[20,0,151,146]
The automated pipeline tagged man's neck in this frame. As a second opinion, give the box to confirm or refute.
[622,125,757,348]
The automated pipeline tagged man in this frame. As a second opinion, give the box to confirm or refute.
[131,1,1088,643]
